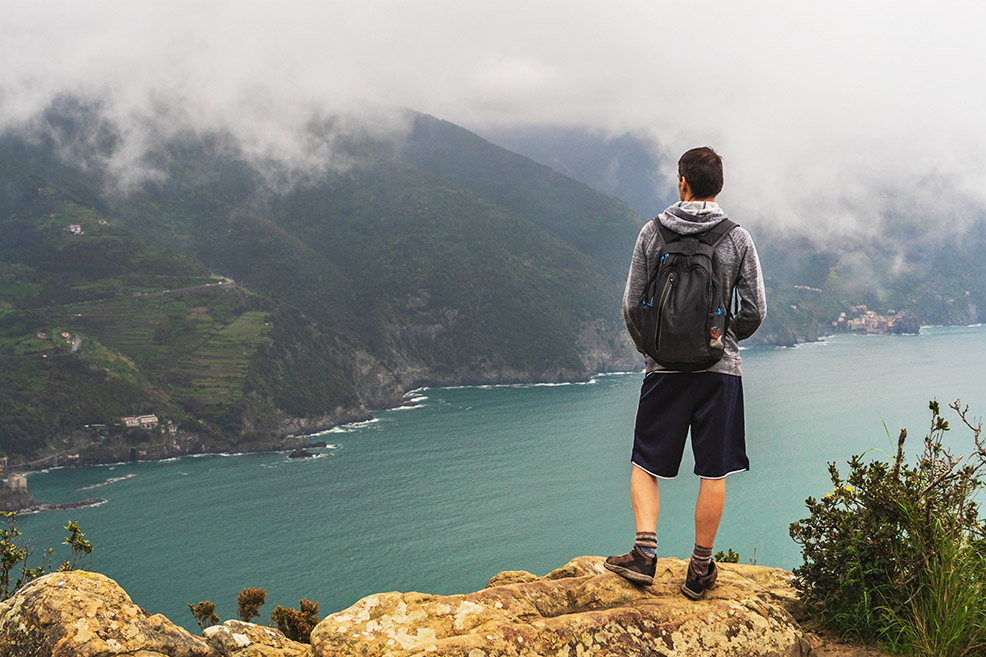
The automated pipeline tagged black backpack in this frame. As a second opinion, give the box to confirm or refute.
[639,218,737,371]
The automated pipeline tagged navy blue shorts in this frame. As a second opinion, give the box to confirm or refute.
[632,372,749,479]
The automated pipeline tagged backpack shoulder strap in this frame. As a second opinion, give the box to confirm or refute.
[698,219,738,247]
[651,217,680,245]
[654,217,738,247]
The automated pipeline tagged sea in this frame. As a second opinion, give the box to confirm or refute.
[15,325,986,632]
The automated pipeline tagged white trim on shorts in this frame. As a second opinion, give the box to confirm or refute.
[698,467,750,480]
[632,461,749,481]
[632,461,678,480]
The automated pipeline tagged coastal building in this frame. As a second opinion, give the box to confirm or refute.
[121,414,159,428]
[4,474,27,492]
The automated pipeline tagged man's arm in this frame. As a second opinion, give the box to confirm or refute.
[623,224,651,353]
[732,236,767,341]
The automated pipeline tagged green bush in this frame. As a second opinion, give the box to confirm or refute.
[1,513,93,600]
[790,400,986,656]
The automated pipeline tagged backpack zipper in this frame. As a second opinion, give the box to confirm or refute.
[656,272,675,352]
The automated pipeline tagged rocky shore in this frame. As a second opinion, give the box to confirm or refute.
[14,498,106,515]
[0,556,891,656]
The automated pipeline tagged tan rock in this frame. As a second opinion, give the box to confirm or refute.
[0,570,215,657]
[202,620,312,656]
[484,571,538,589]
[310,557,815,657]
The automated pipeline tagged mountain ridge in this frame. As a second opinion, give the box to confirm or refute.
[0,103,641,466]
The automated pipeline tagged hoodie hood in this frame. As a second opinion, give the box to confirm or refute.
[658,201,729,235]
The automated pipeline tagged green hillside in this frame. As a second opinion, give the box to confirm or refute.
[0,104,641,463]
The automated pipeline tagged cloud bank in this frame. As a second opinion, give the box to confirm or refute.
[2,1,983,229]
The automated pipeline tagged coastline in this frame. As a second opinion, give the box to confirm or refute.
[7,322,980,508]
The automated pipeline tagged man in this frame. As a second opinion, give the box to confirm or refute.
[605,146,766,599]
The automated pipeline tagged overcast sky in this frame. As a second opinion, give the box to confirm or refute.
[2,1,984,229]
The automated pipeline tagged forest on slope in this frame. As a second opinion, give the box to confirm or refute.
[0,102,641,463]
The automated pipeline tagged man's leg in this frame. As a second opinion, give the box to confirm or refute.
[605,465,661,584]
[631,464,660,534]
[681,477,725,599]
[695,477,725,546]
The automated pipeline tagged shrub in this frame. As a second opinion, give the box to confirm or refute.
[237,586,266,622]
[1,513,93,600]
[271,598,319,643]
[187,600,220,630]
[790,400,986,656]
[60,520,93,571]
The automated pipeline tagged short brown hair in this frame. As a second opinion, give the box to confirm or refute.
[678,147,723,199]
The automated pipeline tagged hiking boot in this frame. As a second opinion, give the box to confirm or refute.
[604,545,656,585]
[681,559,717,599]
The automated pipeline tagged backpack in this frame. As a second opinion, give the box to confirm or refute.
[639,218,738,371]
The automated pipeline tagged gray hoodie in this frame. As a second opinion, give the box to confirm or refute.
[622,201,767,376]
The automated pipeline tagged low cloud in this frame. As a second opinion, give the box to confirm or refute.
[2,1,983,229]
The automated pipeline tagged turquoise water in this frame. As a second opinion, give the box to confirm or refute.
[16,325,986,631]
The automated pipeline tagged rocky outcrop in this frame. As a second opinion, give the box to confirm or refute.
[311,556,817,656]
[203,620,311,656]
[0,558,830,656]
[0,572,310,657]
[0,571,214,657]
[0,489,38,513]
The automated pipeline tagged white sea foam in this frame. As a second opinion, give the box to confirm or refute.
[325,418,382,433]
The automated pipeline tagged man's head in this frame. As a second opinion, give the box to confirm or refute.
[677,147,723,201]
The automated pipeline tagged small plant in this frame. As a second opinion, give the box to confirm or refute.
[713,548,757,564]
[237,586,266,622]
[271,598,319,643]
[790,400,986,656]
[61,521,93,571]
[187,600,220,630]
[1,512,92,600]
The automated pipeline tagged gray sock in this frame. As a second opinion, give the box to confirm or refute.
[635,531,657,559]
[688,544,713,578]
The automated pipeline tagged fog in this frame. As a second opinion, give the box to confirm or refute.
[2,1,983,229]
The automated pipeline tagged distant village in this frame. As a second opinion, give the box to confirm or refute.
[1,414,177,497]
[831,305,920,335]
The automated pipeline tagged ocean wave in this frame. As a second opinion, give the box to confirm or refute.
[325,418,382,433]
[448,378,605,391]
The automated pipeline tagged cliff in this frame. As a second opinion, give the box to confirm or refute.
[0,557,883,657]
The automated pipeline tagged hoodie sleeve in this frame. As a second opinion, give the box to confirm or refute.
[731,230,767,341]
[622,223,653,353]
